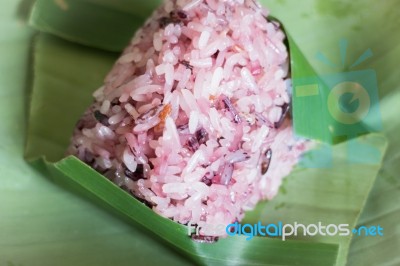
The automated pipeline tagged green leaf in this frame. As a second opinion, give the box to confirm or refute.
[261,2,400,264]
[11,0,400,265]
[260,3,400,263]
[347,30,400,266]
[25,33,118,162]
[348,92,400,265]
[24,18,388,266]
[40,155,341,266]
[29,0,162,51]
[26,31,341,266]
[243,133,387,266]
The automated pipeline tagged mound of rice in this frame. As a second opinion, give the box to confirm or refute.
[68,0,308,239]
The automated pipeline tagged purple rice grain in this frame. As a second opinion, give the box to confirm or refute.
[261,149,272,175]
[94,110,110,126]
[124,163,144,181]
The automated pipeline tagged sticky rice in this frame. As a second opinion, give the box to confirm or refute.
[68,0,308,239]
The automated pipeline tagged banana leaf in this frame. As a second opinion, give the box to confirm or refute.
[348,92,400,266]
[25,29,343,266]
[25,31,388,265]
[346,20,400,266]
[266,2,400,264]
[25,2,388,266]
[29,0,161,51]
[1,0,399,265]
[24,32,387,265]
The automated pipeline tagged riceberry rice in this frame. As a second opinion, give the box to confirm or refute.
[68,0,309,238]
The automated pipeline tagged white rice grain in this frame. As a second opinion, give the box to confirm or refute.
[123,148,137,172]
[189,111,199,134]
[251,125,269,152]
[163,183,187,194]
[198,31,211,49]
[190,58,213,68]
[100,100,111,114]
